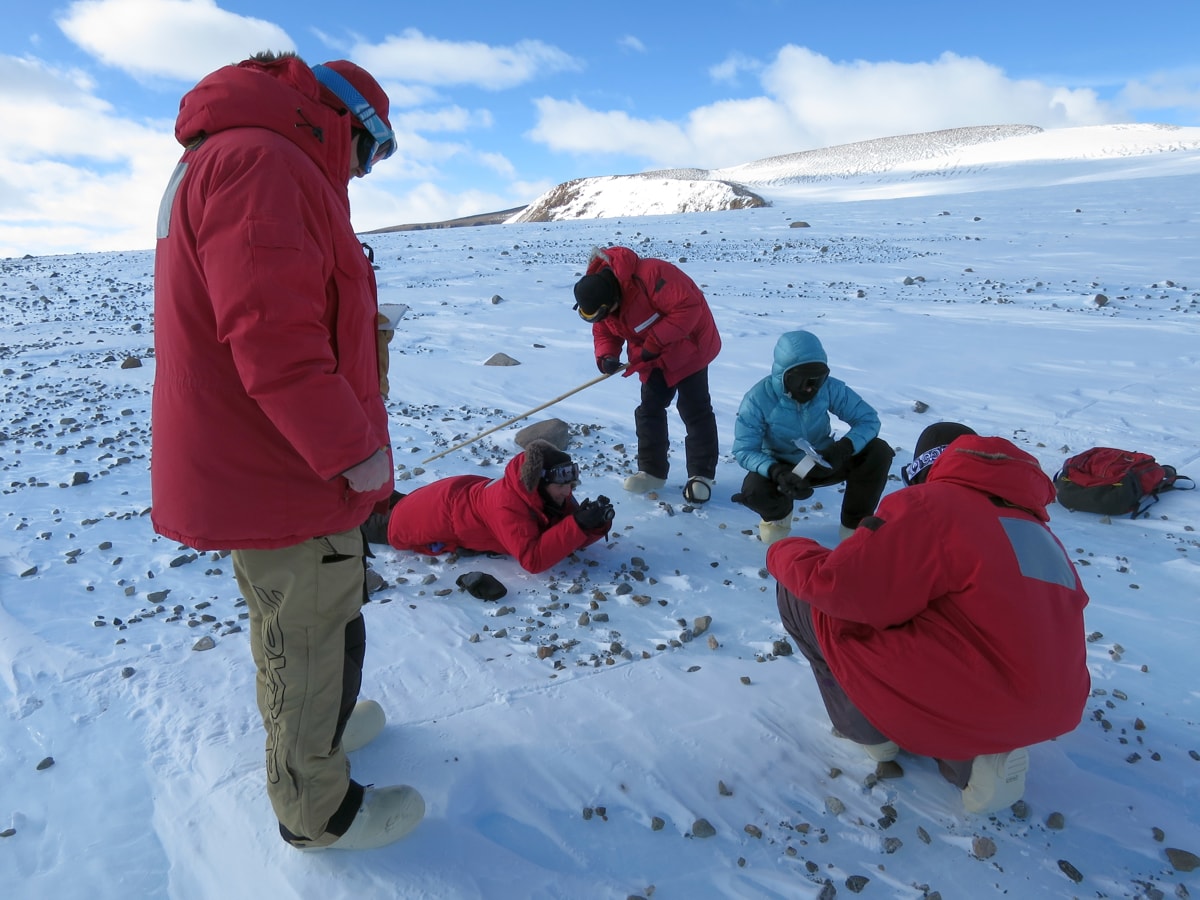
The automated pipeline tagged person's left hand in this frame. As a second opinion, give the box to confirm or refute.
[342,447,391,492]
[810,438,855,479]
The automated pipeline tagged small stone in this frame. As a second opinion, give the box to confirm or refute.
[972,836,997,859]
[650,816,665,831]
[707,635,719,650]
[824,796,845,815]
[739,676,752,685]
[1046,811,1066,830]
[582,807,594,820]
[875,760,904,779]
[917,826,931,844]
[120,666,135,679]
[1166,848,1200,872]
[192,636,216,651]
[0,828,14,838]
[692,615,712,635]
[845,875,870,893]
[691,818,716,838]
[1057,859,1084,883]
[718,780,733,796]
[1151,827,1165,842]
[37,756,55,771]
[744,824,762,839]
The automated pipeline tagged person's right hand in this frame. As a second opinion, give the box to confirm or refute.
[597,356,623,375]
[768,462,813,501]
[574,496,615,530]
[342,447,391,492]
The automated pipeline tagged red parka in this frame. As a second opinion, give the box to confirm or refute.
[151,56,391,550]
[386,449,609,574]
[586,247,721,386]
[768,435,1090,760]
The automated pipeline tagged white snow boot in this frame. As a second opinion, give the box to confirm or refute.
[624,471,667,493]
[961,748,1030,814]
[323,785,425,850]
[758,517,792,545]
[341,699,386,753]
[861,740,900,762]
[682,476,713,504]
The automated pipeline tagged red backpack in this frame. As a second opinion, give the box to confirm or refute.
[1054,447,1192,518]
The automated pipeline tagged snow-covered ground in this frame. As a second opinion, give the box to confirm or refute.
[3,131,1200,899]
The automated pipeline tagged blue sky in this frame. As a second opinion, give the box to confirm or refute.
[2,0,1199,257]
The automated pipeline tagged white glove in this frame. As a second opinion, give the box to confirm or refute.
[342,447,391,492]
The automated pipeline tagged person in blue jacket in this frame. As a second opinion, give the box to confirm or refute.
[732,330,894,545]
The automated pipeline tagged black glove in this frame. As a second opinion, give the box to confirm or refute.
[810,437,855,479]
[574,495,615,530]
[639,347,661,363]
[597,356,623,375]
[769,462,813,501]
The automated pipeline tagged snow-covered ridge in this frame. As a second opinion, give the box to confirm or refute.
[508,123,1200,224]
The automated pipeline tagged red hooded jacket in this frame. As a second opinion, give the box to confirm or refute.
[386,449,609,574]
[151,56,391,550]
[768,435,1090,760]
[586,247,721,387]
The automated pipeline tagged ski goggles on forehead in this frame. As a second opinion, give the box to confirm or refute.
[312,65,396,174]
[543,462,580,485]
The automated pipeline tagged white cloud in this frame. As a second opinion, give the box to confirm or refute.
[0,53,181,257]
[709,52,760,84]
[529,98,689,163]
[1117,68,1200,115]
[531,46,1124,169]
[57,0,294,82]
[619,35,646,54]
[394,106,493,133]
[350,29,580,90]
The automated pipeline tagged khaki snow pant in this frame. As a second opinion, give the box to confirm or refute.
[233,527,368,847]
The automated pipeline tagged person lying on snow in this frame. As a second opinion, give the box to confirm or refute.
[768,422,1091,814]
[363,440,613,574]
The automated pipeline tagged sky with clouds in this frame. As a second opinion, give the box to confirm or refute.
[2,0,1198,258]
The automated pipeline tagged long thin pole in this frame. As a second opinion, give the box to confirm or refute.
[421,365,626,464]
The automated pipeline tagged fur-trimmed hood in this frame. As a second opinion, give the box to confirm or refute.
[518,439,572,492]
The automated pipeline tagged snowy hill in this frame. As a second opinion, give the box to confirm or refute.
[3,141,1200,899]
[508,123,1200,223]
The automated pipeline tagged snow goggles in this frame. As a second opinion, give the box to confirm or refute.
[575,302,613,323]
[312,65,396,175]
[543,462,580,485]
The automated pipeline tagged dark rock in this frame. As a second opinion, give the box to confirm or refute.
[36,756,55,771]
[1057,859,1084,883]
[691,818,716,838]
[1166,848,1200,872]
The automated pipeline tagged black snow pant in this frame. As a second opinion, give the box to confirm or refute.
[737,437,894,527]
[634,366,718,481]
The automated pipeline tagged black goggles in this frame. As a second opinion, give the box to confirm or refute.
[312,65,396,175]
[543,462,580,485]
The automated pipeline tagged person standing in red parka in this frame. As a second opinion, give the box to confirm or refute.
[151,51,423,851]
[572,246,721,505]
[768,424,1090,814]
[372,440,614,574]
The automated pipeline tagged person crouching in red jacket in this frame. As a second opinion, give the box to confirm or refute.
[368,440,613,574]
[767,423,1090,814]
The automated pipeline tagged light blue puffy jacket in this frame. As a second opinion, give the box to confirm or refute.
[733,330,881,478]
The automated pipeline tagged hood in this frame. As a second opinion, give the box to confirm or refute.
[926,434,1057,520]
[585,246,639,283]
[771,330,828,382]
[175,55,350,187]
